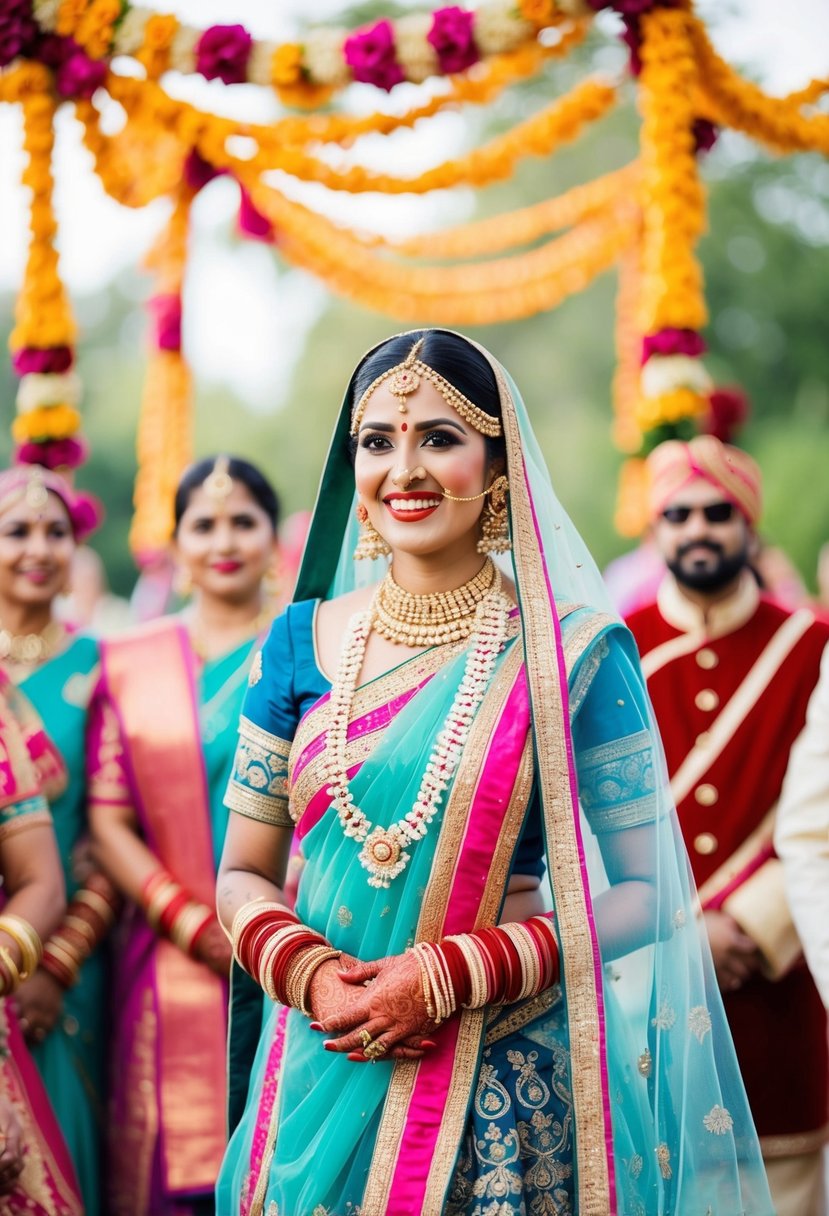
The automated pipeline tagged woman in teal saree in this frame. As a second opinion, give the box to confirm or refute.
[217,330,773,1215]
[0,463,115,1216]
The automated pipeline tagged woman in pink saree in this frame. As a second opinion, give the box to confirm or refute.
[217,331,772,1215]
[89,457,280,1216]
[0,670,81,1214]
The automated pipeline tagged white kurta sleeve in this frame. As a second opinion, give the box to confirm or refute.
[774,641,829,1007]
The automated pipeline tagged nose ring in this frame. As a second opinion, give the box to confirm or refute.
[391,465,426,489]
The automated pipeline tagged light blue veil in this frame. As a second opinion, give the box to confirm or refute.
[283,329,774,1215]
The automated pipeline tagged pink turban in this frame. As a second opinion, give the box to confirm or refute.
[646,435,762,525]
[0,466,102,541]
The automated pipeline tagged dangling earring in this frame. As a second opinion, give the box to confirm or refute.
[174,566,193,599]
[354,503,390,560]
[477,475,511,555]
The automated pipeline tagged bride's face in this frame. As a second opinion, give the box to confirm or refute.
[354,377,494,561]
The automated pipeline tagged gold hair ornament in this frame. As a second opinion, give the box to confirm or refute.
[204,456,233,503]
[25,467,50,511]
[351,340,502,439]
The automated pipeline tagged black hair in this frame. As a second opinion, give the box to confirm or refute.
[348,330,504,464]
[173,457,280,532]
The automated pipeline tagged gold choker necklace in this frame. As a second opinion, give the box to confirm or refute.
[0,620,65,665]
[374,559,499,647]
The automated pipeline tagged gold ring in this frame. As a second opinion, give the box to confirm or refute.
[358,1028,373,1049]
[364,1040,387,1060]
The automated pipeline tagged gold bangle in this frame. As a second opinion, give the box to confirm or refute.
[0,945,22,993]
[0,913,42,977]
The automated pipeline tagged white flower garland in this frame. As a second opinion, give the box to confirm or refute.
[640,354,713,399]
[327,586,510,888]
[16,371,82,414]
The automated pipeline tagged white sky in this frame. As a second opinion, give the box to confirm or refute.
[0,0,827,410]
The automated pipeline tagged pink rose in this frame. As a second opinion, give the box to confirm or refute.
[344,20,404,92]
[195,23,252,85]
[704,388,749,444]
[16,436,89,471]
[428,7,478,76]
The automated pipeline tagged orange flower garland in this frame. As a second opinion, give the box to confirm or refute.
[637,6,706,336]
[130,185,195,560]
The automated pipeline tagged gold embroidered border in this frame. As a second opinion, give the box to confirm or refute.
[226,781,293,828]
[289,620,520,782]
[289,731,378,826]
[484,986,562,1047]
[578,728,652,768]
[238,717,292,758]
[496,351,614,1216]
[361,642,527,1214]
[759,1124,829,1159]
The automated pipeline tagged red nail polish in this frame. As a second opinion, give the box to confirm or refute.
[309,1022,324,1032]
[347,1052,365,1062]
[323,1041,336,1051]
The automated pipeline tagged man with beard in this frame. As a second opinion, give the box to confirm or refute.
[626,434,829,1216]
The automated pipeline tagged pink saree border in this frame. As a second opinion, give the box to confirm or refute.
[241,1006,290,1216]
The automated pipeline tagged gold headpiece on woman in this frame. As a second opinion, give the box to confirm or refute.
[350,338,502,439]
[24,467,49,511]
[204,455,233,503]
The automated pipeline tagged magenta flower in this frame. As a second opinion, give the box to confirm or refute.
[148,293,182,352]
[344,19,404,92]
[238,188,272,241]
[0,0,38,69]
[704,388,749,443]
[183,149,224,192]
[16,436,89,471]
[641,328,707,364]
[12,345,73,375]
[195,23,252,85]
[55,42,107,98]
[428,7,478,75]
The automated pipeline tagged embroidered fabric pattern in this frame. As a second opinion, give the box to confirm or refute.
[445,1004,575,1216]
[577,728,659,833]
[226,716,293,827]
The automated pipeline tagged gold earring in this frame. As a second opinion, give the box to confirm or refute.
[477,475,511,555]
[354,503,390,561]
[174,566,193,598]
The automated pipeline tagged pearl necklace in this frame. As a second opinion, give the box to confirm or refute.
[327,580,510,888]
[374,558,497,648]
[0,619,65,665]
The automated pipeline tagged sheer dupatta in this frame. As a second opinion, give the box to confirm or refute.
[280,331,772,1215]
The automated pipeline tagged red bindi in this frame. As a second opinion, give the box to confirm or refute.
[401,422,408,432]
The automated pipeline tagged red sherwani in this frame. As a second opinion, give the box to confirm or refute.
[627,571,829,1156]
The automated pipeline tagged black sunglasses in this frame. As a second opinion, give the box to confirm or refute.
[661,502,736,525]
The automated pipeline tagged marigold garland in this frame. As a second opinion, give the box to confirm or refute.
[637,6,706,335]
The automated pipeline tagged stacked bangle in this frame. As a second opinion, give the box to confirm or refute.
[411,913,559,1024]
[231,899,340,1015]
[140,869,214,959]
[0,913,43,995]
[40,872,120,989]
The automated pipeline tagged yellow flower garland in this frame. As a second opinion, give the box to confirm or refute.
[8,68,76,354]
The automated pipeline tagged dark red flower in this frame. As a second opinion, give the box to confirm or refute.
[55,42,107,98]
[428,7,478,76]
[195,23,252,86]
[0,0,38,69]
